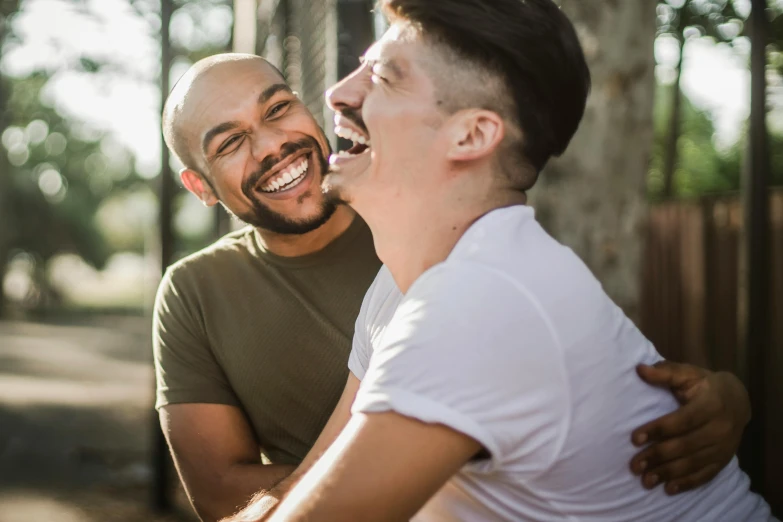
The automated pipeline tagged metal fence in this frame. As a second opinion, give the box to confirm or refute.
[258,0,338,144]
[257,0,377,148]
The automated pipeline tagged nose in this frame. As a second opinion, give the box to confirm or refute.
[249,125,288,165]
[326,66,366,114]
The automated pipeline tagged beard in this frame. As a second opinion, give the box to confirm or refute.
[231,134,338,235]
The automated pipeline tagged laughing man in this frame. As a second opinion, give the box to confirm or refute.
[157,52,755,521]
[256,1,773,520]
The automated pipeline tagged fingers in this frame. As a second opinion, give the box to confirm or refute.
[660,463,723,495]
[631,397,713,447]
[630,421,716,476]
[636,361,708,390]
[635,440,717,486]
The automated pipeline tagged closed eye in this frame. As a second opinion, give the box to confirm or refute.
[371,71,388,84]
[267,101,291,119]
[218,134,243,154]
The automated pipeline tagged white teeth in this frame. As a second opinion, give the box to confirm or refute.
[335,126,351,140]
[259,158,309,193]
[335,125,371,147]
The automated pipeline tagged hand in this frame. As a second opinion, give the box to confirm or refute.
[629,361,750,495]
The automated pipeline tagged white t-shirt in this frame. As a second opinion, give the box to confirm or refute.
[349,205,771,522]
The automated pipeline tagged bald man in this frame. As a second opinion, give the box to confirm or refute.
[154,54,751,522]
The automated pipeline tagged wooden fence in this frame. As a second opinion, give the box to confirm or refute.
[640,188,783,513]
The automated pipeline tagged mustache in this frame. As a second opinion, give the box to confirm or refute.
[340,108,369,136]
[242,137,321,195]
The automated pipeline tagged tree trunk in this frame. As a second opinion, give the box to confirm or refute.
[529,0,657,323]
[739,0,772,503]
[151,0,174,513]
[662,45,684,199]
[0,78,11,318]
[0,4,20,319]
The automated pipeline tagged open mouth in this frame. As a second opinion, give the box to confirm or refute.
[334,125,371,159]
[258,154,310,194]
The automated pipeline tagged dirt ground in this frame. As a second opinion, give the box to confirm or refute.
[0,315,197,522]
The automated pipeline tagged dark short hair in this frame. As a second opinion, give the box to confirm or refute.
[382,0,591,176]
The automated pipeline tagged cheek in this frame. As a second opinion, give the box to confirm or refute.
[212,155,253,201]
[371,113,437,171]
[280,111,328,149]
[368,96,439,142]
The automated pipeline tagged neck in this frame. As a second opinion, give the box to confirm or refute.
[370,190,526,294]
[255,205,356,257]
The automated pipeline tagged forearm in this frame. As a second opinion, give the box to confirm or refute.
[224,375,362,522]
[188,463,296,522]
[220,458,315,521]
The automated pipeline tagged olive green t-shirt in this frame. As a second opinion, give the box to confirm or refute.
[153,216,381,465]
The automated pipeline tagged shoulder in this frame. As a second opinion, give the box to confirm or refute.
[407,260,531,309]
[350,265,401,375]
[156,227,256,310]
[386,260,564,363]
[355,265,401,338]
[164,227,256,285]
[449,207,607,318]
[364,265,398,303]
[357,260,571,473]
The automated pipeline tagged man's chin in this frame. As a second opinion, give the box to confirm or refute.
[236,198,339,235]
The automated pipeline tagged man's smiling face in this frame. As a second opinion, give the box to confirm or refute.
[180,58,335,234]
[322,23,449,218]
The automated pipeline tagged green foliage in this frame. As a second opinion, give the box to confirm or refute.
[649,83,783,200]
[657,0,743,43]
[2,73,146,269]
[651,0,783,201]
[0,0,235,313]
[649,84,737,199]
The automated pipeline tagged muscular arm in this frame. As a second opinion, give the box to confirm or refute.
[160,404,295,522]
[221,373,360,522]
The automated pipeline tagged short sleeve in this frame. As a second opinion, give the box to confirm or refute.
[153,266,240,410]
[348,317,371,381]
[352,262,570,477]
[348,267,392,380]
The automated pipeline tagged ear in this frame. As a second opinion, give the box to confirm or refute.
[180,168,219,207]
[445,110,505,163]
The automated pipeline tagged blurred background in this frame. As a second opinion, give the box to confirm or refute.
[0,0,780,520]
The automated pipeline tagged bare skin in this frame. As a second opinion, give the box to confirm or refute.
[160,405,295,521]
[158,54,750,522]
[219,375,360,522]
[159,55,356,521]
[168,54,356,259]
[254,24,754,520]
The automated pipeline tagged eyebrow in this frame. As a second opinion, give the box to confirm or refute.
[258,83,293,105]
[202,120,241,154]
[202,83,294,154]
